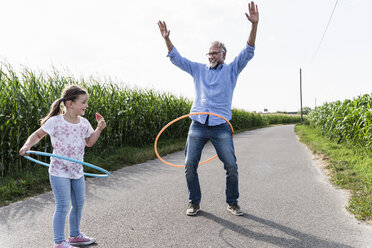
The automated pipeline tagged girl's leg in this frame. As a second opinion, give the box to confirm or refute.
[69,176,85,237]
[50,175,71,244]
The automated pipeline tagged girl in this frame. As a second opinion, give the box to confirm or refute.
[19,85,106,248]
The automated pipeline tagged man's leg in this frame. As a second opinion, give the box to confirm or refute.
[184,121,208,215]
[210,123,243,215]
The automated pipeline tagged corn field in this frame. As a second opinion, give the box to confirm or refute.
[0,66,195,177]
[308,94,372,149]
[1,65,303,178]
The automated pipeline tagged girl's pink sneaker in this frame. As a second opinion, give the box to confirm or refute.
[55,240,76,248]
[69,233,96,246]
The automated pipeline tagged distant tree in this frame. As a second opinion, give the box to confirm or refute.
[276,111,288,114]
[299,106,312,115]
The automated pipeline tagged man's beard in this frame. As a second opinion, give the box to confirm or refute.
[210,60,218,67]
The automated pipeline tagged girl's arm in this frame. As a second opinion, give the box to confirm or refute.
[19,128,48,156]
[85,120,106,147]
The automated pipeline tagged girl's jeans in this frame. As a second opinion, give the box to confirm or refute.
[185,120,239,205]
[49,175,85,244]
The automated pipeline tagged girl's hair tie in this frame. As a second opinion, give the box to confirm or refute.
[60,98,65,102]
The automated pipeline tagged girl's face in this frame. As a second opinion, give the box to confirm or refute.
[69,94,89,116]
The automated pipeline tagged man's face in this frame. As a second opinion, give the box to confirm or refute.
[207,44,226,67]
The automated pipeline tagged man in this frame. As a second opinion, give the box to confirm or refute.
[158,1,259,216]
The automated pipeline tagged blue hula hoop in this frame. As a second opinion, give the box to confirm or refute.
[24,150,110,178]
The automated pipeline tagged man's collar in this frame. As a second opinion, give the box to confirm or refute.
[209,63,223,70]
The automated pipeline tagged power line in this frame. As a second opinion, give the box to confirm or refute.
[312,0,339,59]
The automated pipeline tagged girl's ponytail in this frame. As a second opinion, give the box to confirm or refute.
[40,98,65,125]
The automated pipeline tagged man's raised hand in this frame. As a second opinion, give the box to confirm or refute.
[158,21,170,39]
[245,1,259,24]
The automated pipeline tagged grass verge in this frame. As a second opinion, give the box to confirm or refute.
[295,124,371,222]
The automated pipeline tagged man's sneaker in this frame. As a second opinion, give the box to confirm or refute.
[69,233,96,246]
[186,202,200,216]
[55,240,76,248]
[227,203,244,216]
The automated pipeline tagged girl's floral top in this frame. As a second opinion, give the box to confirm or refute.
[42,115,94,179]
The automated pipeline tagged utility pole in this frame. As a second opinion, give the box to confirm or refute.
[300,68,303,123]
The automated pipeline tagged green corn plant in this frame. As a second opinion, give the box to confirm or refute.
[308,93,372,150]
[1,64,295,177]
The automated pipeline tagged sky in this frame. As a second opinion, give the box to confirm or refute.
[0,0,371,113]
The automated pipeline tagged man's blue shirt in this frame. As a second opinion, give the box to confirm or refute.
[167,43,255,126]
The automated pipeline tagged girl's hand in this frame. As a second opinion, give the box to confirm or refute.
[19,144,30,156]
[95,112,106,131]
[86,120,106,147]
[97,120,106,131]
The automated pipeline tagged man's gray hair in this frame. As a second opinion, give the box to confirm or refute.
[211,41,227,53]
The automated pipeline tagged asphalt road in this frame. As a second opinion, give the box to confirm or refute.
[1,125,371,248]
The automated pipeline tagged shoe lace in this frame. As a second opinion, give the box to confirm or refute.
[230,203,239,209]
[191,201,199,207]
[59,240,72,248]
[72,232,86,239]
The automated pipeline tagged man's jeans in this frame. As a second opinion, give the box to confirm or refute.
[185,120,239,204]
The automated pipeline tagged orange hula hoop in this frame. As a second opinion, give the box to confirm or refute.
[154,112,234,168]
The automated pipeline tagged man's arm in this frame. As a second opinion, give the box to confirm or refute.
[157,20,199,75]
[245,1,259,47]
[158,21,174,53]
